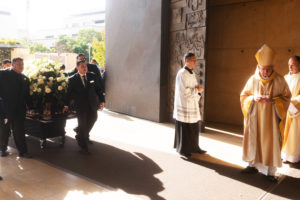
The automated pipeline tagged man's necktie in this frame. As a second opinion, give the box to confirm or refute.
[81,75,87,87]
[83,75,87,87]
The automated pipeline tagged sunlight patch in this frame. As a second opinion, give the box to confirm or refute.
[64,189,146,200]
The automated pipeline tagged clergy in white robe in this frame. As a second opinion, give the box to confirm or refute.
[282,56,300,163]
[240,44,291,182]
[173,53,206,158]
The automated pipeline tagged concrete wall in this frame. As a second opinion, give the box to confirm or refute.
[11,48,77,70]
[206,0,300,125]
[105,0,169,122]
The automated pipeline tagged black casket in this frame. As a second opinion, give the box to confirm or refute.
[25,111,76,149]
[24,59,73,149]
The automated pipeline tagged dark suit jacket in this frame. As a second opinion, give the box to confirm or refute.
[0,97,5,126]
[67,72,105,113]
[0,68,30,120]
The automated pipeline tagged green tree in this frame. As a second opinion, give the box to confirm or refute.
[29,42,51,53]
[92,30,105,67]
[20,37,32,48]
[54,35,75,54]
[53,29,104,61]
[0,37,21,45]
[77,29,102,44]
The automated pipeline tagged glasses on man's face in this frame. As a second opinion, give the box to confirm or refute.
[259,66,272,73]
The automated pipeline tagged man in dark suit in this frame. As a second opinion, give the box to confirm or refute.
[0,57,31,158]
[66,59,105,154]
[0,97,7,126]
[67,54,103,144]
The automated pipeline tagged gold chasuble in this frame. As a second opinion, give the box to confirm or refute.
[241,70,291,168]
[282,72,300,162]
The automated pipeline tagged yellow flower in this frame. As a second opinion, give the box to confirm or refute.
[62,82,66,87]
[58,86,63,91]
[45,87,51,93]
[48,77,54,81]
[37,79,44,85]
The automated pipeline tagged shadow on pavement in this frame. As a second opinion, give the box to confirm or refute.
[11,135,165,200]
[188,153,300,200]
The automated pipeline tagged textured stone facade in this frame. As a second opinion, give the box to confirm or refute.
[169,0,207,122]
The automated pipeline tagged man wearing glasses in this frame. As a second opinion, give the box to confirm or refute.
[240,44,291,182]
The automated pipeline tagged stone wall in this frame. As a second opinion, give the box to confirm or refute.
[168,0,207,122]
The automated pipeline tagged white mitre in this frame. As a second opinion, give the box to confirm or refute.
[255,44,276,66]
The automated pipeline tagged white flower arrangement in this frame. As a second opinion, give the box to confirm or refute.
[24,58,68,114]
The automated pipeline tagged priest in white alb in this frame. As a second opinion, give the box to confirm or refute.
[240,44,291,182]
[173,53,206,158]
[282,56,300,163]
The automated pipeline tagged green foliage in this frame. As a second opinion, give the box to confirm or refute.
[77,29,102,44]
[54,29,103,60]
[0,37,21,45]
[54,35,75,53]
[29,42,51,54]
[20,37,31,48]
[92,31,105,67]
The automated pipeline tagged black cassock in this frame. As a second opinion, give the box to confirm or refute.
[174,120,201,156]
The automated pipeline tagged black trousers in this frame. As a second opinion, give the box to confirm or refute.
[76,108,98,150]
[174,120,200,155]
[0,118,27,153]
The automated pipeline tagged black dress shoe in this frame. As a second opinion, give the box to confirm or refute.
[0,151,8,157]
[0,176,3,181]
[241,166,258,174]
[266,175,278,183]
[180,153,192,159]
[196,149,207,154]
[18,153,33,158]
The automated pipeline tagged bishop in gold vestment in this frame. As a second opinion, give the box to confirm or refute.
[282,56,300,163]
[240,45,291,181]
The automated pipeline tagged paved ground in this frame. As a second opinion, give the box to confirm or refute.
[2,109,300,200]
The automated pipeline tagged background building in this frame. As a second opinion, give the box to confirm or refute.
[31,10,105,48]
